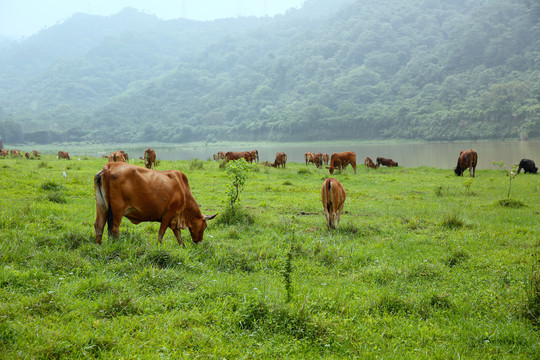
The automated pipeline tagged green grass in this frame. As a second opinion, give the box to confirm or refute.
[0,155,539,358]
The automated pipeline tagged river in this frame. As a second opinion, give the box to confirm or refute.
[89,140,539,170]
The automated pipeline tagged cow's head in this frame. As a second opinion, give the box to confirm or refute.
[454,166,462,176]
[188,213,217,243]
[326,166,335,175]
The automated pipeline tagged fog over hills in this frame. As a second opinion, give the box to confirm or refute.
[0,0,539,144]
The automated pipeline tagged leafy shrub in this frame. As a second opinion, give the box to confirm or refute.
[188,158,204,170]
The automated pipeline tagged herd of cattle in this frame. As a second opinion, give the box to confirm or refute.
[1,146,537,245]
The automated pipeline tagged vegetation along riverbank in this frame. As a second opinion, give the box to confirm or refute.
[0,155,539,358]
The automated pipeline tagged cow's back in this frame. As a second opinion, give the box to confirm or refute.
[321,178,346,229]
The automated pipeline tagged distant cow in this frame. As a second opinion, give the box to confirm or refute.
[364,157,378,169]
[250,150,259,163]
[144,148,157,169]
[1,149,8,157]
[94,162,217,246]
[25,152,30,159]
[376,157,398,167]
[217,151,226,160]
[328,151,357,175]
[517,159,537,174]
[272,152,287,168]
[321,178,346,229]
[220,151,253,167]
[32,150,39,158]
[213,154,218,161]
[10,150,22,158]
[108,150,127,163]
[454,149,477,177]
[322,153,330,166]
[305,152,323,167]
[58,151,71,160]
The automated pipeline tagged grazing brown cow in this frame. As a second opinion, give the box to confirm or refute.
[322,153,330,166]
[305,152,323,167]
[220,151,253,167]
[376,157,398,167]
[94,162,217,246]
[24,152,30,159]
[327,151,357,175]
[108,150,127,163]
[272,152,287,168]
[213,154,218,161]
[144,148,157,169]
[32,150,39,158]
[10,149,22,158]
[58,151,71,160]
[250,150,259,163]
[364,157,378,169]
[454,149,477,177]
[1,149,8,157]
[217,151,226,160]
[321,178,346,229]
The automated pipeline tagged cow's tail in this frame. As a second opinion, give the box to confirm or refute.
[325,179,336,228]
[95,166,113,234]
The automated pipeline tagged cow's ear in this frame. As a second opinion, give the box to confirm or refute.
[204,214,217,221]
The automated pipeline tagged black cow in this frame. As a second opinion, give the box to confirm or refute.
[517,159,537,174]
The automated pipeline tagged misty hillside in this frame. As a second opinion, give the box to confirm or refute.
[0,0,539,144]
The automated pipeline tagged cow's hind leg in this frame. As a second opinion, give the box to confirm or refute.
[94,208,107,245]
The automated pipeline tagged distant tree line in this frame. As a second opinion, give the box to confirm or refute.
[0,0,539,144]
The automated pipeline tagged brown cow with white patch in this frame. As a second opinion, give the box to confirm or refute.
[327,151,357,175]
[364,157,378,169]
[454,149,477,177]
[58,151,70,160]
[376,157,398,167]
[94,162,217,246]
[321,178,346,229]
[144,148,157,169]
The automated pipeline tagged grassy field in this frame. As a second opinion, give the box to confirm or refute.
[0,155,539,359]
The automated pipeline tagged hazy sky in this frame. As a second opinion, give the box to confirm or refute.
[0,0,306,37]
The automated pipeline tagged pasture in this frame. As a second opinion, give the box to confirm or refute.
[0,154,539,358]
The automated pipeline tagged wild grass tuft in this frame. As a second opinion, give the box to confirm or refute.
[444,249,470,267]
[189,158,204,170]
[497,198,526,208]
[441,211,464,229]
[215,206,254,226]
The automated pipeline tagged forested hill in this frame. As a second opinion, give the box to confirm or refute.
[1,0,539,145]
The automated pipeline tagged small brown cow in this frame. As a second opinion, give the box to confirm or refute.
[220,151,253,167]
[376,157,398,167]
[322,153,330,166]
[272,152,287,168]
[328,151,357,175]
[10,150,22,158]
[94,162,217,246]
[144,148,157,169]
[108,150,127,163]
[58,151,71,160]
[32,150,39,158]
[1,149,8,157]
[321,178,346,229]
[454,149,477,177]
[250,150,259,163]
[364,157,378,169]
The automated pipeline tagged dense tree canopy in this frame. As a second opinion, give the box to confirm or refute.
[0,0,539,144]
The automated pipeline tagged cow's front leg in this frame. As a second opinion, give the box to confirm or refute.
[172,228,185,248]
